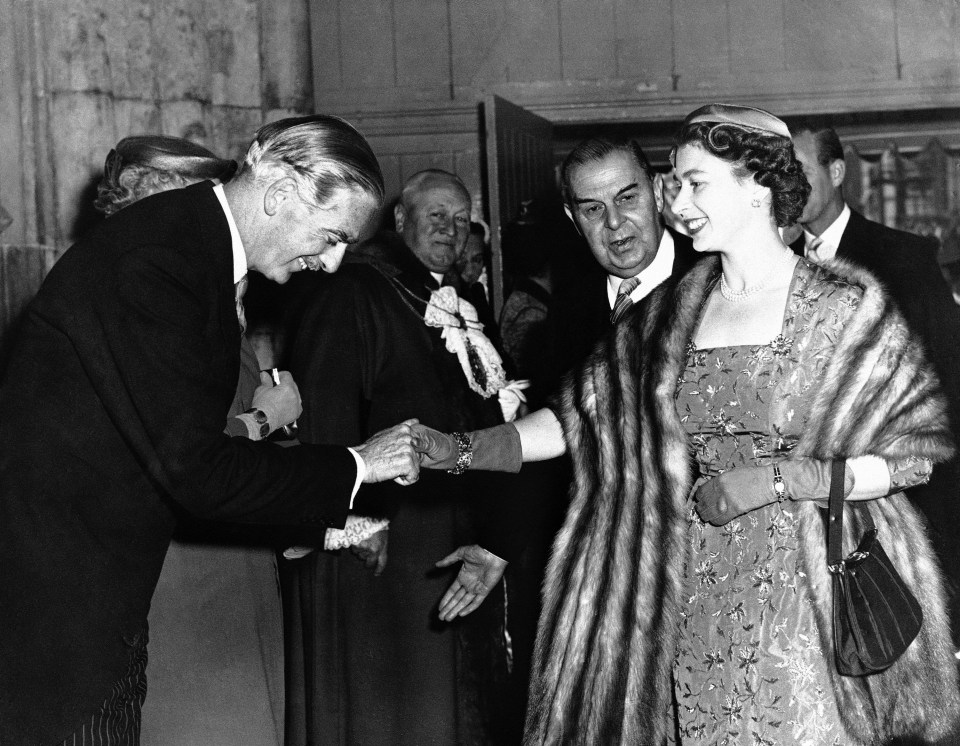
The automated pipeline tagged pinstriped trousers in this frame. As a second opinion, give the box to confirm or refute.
[57,632,148,746]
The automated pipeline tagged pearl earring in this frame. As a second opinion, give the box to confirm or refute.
[751,197,761,208]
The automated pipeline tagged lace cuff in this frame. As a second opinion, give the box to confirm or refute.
[282,516,390,560]
[323,515,390,551]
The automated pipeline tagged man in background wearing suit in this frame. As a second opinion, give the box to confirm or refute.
[549,137,697,384]
[791,121,960,646]
[0,115,422,745]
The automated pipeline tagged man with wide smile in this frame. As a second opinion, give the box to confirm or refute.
[0,115,424,746]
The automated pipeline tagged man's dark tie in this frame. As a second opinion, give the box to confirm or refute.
[234,275,248,334]
[610,275,641,324]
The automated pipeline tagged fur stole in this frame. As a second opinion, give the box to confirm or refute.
[525,255,958,745]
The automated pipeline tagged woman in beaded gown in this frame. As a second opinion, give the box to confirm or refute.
[412,104,959,745]
[674,279,928,744]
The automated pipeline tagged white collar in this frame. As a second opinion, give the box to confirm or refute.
[430,271,445,287]
[212,183,248,284]
[803,203,851,257]
[605,229,675,309]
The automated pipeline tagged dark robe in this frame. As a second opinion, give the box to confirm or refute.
[283,241,522,745]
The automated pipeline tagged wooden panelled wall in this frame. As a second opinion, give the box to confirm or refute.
[312,0,959,115]
[3,0,958,357]
[0,0,315,360]
[314,0,960,218]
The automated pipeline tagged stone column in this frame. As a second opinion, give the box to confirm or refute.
[260,0,314,121]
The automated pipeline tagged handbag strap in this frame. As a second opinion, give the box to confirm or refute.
[827,459,847,566]
[826,459,877,566]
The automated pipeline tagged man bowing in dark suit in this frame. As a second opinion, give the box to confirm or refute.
[791,120,960,647]
[548,137,697,387]
[0,115,422,746]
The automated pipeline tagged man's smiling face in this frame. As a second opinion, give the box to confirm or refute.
[397,180,471,274]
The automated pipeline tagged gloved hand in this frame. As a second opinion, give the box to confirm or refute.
[412,425,458,470]
[693,458,853,526]
[412,423,522,473]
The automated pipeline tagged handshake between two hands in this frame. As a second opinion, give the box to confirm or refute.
[351,419,458,485]
[350,421,503,621]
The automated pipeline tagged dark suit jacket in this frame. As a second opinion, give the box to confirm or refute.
[0,182,357,744]
[791,210,960,636]
[789,209,960,428]
[548,227,697,390]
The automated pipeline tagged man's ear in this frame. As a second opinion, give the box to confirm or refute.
[829,158,846,188]
[263,176,299,217]
[394,202,407,232]
[651,173,665,214]
[563,204,584,237]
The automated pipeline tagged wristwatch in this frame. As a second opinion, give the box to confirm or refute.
[243,407,270,439]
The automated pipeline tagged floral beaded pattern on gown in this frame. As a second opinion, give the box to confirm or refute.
[670,263,876,745]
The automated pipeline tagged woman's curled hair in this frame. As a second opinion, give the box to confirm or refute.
[94,135,236,216]
[673,123,810,227]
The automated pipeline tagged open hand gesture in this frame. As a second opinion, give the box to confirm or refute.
[434,544,507,621]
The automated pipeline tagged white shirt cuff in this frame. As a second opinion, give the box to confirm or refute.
[281,448,367,561]
[847,455,890,499]
[347,447,365,509]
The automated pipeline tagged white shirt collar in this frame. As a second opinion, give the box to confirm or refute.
[605,229,675,309]
[212,183,247,284]
[430,271,445,287]
[803,203,850,263]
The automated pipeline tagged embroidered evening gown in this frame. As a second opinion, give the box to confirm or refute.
[670,269,928,745]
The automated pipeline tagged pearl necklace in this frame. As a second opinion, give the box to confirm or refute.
[719,250,796,303]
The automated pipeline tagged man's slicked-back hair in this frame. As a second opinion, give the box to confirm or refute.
[561,138,655,206]
[792,119,845,166]
[399,169,470,209]
[238,114,384,208]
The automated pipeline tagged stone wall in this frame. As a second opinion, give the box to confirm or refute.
[0,0,313,357]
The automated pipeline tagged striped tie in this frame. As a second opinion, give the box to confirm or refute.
[610,275,641,324]
[805,236,825,264]
[235,274,248,334]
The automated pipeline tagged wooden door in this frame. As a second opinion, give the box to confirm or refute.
[483,95,554,316]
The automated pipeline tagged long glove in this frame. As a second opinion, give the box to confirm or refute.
[414,423,522,473]
[694,458,854,526]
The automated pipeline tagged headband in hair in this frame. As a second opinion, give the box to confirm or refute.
[685,103,791,139]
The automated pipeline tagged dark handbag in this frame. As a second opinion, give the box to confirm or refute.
[827,459,923,676]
